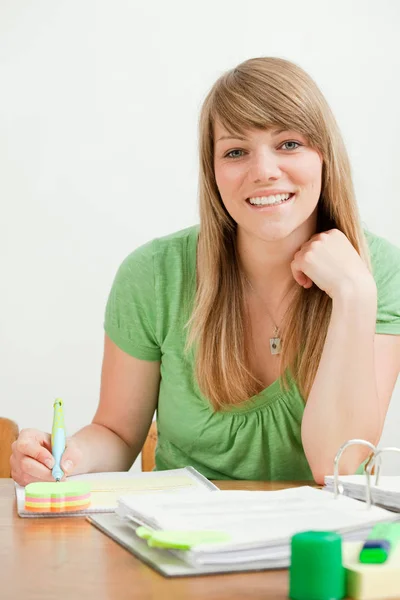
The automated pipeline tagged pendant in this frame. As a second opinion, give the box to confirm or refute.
[270,337,281,355]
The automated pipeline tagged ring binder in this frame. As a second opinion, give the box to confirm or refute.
[333,439,376,507]
[333,439,400,509]
[366,447,400,486]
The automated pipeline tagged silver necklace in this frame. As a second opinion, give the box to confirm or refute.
[244,276,294,355]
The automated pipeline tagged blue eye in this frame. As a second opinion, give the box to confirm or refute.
[223,141,302,159]
[225,149,245,159]
[281,141,301,150]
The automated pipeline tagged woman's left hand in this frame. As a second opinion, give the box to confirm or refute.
[290,229,375,298]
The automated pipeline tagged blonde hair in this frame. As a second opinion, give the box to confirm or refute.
[186,57,371,410]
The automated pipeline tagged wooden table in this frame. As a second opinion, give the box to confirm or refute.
[0,479,315,600]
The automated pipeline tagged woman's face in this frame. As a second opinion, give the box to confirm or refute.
[213,121,323,243]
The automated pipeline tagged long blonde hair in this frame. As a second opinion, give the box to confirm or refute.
[186,57,371,410]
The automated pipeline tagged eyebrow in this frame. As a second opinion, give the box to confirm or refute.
[215,128,289,143]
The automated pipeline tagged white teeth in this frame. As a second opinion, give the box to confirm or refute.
[248,193,292,206]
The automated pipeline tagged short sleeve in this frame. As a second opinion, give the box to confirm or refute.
[366,231,400,335]
[104,240,161,360]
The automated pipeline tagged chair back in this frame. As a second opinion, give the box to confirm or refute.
[0,418,19,477]
[141,421,157,472]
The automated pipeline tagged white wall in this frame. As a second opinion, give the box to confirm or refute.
[1,0,399,473]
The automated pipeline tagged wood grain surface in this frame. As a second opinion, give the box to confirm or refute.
[0,478,354,600]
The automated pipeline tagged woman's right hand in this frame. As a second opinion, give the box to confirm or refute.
[10,428,83,486]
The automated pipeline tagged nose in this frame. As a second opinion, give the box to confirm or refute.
[249,148,282,183]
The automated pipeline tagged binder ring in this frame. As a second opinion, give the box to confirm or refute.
[333,439,376,508]
[366,447,400,486]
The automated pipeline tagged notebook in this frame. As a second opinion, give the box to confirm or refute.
[15,467,218,517]
[107,486,400,570]
[324,475,400,512]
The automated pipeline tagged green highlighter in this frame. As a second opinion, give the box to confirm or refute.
[359,522,400,564]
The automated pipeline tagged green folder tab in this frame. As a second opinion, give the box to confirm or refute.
[136,526,231,550]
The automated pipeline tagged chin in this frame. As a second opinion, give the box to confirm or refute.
[254,224,295,243]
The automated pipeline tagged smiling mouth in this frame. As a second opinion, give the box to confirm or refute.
[246,193,295,207]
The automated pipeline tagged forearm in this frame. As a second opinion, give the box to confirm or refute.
[302,280,380,483]
[70,423,137,474]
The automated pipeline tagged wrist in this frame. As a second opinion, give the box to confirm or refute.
[332,276,377,321]
[333,274,376,304]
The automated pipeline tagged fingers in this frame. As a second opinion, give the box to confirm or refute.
[302,277,313,289]
[291,262,313,289]
[10,451,55,486]
[11,429,84,486]
[60,437,83,477]
[12,429,54,469]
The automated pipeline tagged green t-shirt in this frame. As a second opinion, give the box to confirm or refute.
[104,226,400,481]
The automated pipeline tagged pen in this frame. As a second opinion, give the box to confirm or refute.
[51,398,66,481]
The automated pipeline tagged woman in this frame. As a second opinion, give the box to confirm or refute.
[11,57,400,486]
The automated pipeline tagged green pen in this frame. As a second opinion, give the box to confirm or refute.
[359,522,400,564]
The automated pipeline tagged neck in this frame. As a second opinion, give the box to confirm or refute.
[237,216,318,299]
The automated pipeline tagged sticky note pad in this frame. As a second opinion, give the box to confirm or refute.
[25,481,91,513]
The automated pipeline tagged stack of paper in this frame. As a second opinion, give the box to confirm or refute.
[324,475,400,512]
[116,486,400,568]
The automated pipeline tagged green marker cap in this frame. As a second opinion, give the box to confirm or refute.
[289,531,345,600]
